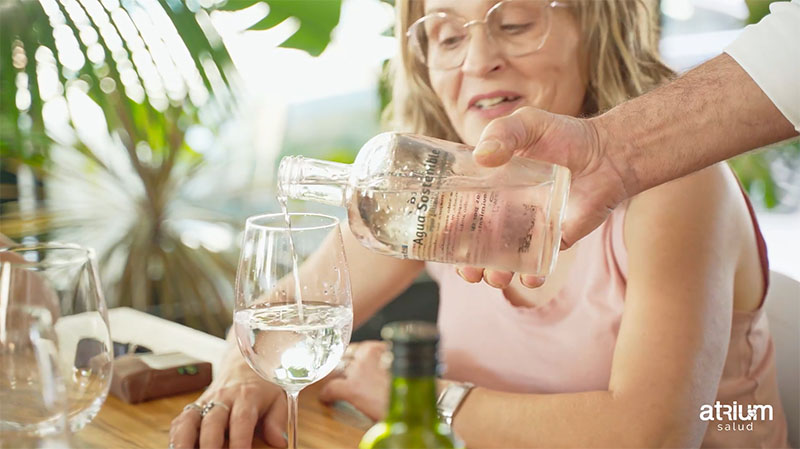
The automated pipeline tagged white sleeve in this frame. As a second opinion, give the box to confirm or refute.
[724,0,800,132]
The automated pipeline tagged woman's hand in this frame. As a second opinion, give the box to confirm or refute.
[169,349,287,449]
[318,341,391,421]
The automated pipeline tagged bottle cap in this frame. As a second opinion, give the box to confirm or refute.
[381,321,439,377]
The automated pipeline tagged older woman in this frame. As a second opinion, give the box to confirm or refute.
[170,1,788,447]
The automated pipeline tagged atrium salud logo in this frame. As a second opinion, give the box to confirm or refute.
[700,401,773,432]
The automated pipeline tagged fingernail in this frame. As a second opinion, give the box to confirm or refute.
[457,268,479,283]
[521,276,545,288]
[474,140,501,157]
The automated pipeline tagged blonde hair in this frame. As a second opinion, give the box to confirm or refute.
[384,0,675,141]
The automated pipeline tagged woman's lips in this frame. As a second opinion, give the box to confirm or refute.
[469,97,524,120]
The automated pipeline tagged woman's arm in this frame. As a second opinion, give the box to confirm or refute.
[452,164,745,448]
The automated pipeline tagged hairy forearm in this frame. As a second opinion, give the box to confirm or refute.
[453,388,700,448]
[593,53,798,196]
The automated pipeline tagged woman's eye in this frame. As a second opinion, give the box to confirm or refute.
[500,22,534,34]
[438,35,465,48]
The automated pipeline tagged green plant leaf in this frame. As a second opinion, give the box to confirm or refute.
[729,138,800,210]
[745,0,786,24]
[216,0,265,11]
[246,0,342,56]
[160,3,235,94]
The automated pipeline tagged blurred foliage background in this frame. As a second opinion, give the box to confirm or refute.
[0,0,343,336]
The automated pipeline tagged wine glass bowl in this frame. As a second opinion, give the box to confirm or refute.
[0,303,68,440]
[234,213,353,449]
[0,243,112,434]
[234,302,352,391]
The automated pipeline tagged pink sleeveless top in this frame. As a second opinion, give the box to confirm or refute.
[427,200,789,448]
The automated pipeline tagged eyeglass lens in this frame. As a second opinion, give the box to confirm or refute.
[412,1,553,69]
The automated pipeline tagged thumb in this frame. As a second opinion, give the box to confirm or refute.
[473,107,549,167]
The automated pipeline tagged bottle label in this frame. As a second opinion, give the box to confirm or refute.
[402,149,542,266]
[408,149,448,248]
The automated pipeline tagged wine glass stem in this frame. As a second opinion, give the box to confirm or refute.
[286,390,299,449]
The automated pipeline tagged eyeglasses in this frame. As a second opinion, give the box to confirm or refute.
[407,0,568,70]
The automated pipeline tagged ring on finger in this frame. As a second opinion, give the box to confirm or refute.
[183,402,204,414]
[336,358,350,372]
[201,400,230,417]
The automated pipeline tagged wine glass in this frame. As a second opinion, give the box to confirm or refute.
[0,294,69,447]
[0,243,113,433]
[234,213,353,449]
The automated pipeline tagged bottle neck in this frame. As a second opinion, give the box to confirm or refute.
[277,156,351,207]
[385,375,439,425]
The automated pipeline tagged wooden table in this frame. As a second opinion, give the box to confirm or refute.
[74,382,372,448]
[72,308,372,448]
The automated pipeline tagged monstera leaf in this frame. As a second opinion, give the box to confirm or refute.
[218,0,341,56]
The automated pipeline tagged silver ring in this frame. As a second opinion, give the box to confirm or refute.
[183,402,203,414]
[337,348,355,371]
[335,358,350,372]
[201,401,230,417]
[168,443,175,449]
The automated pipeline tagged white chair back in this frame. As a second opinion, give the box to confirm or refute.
[764,270,800,448]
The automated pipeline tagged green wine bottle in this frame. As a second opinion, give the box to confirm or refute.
[358,321,463,449]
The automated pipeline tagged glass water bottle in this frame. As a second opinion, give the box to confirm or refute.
[278,132,570,275]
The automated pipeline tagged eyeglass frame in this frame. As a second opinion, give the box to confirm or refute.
[406,0,570,70]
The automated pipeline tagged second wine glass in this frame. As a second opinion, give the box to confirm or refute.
[0,243,112,435]
[233,213,353,449]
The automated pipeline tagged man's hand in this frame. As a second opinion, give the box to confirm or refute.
[474,107,631,248]
[459,107,632,289]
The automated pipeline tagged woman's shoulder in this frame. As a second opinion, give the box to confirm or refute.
[624,163,751,255]
[623,163,767,312]
[629,163,746,226]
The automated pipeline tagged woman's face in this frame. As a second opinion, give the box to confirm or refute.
[424,0,588,146]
